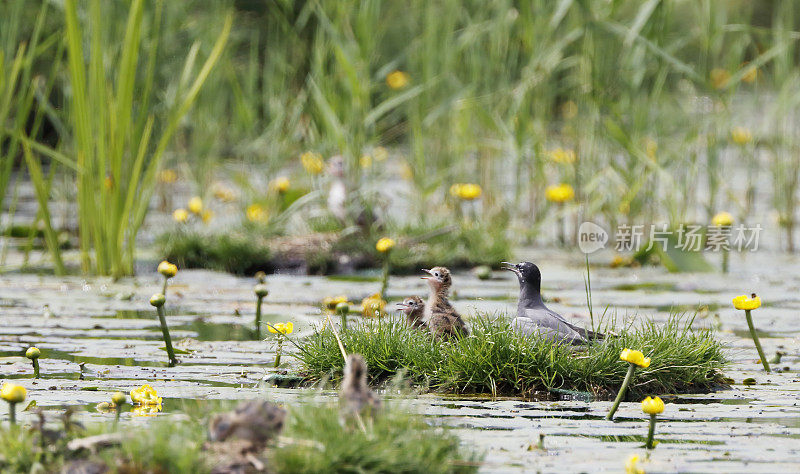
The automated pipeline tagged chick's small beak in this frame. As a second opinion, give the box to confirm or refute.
[396,302,409,310]
[421,268,433,280]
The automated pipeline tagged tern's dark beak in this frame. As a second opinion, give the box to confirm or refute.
[501,262,520,275]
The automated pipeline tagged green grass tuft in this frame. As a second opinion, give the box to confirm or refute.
[294,314,727,398]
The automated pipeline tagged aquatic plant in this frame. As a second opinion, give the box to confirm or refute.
[296,314,726,398]
[375,237,395,299]
[111,391,127,426]
[25,346,40,378]
[732,293,769,372]
[711,212,734,273]
[607,349,652,420]
[268,322,294,368]
[1,382,26,424]
[149,293,177,367]
[336,302,351,331]
[253,273,269,339]
[360,293,386,318]
[641,395,665,449]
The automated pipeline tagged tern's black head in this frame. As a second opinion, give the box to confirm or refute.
[501,262,541,289]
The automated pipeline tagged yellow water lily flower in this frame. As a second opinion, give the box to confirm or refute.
[361,293,387,317]
[641,396,665,415]
[711,211,734,227]
[270,177,290,193]
[733,294,761,310]
[625,454,645,474]
[360,154,373,169]
[246,203,268,223]
[545,184,575,203]
[111,391,127,406]
[386,70,410,90]
[172,208,189,223]
[212,184,237,202]
[188,197,203,214]
[26,347,40,359]
[130,384,162,407]
[268,322,294,335]
[157,260,177,278]
[201,209,214,223]
[376,237,395,253]
[731,127,752,146]
[449,183,482,201]
[158,169,178,184]
[132,404,162,417]
[741,62,758,84]
[0,382,26,403]
[548,148,576,164]
[620,348,651,368]
[323,295,349,310]
[301,151,324,174]
[710,68,730,89]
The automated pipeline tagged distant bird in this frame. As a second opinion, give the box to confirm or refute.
[340,353,381,416]
[502,262,603,345]
[422,267,470,340]
[208,399,286,447]
[396,296,426,330]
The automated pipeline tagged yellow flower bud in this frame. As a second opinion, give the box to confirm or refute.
[620,348,651,368]
[375,237,396,253]
[111,391,127,406]
[158,169,178,184]
[641,396,665,415]
[268,321,294,334]
[25,347,40,359]
[731,127,752,146]
[270,177,290,193]
[0,382,27,403]
[149,293,166,307]
[172,208,189,223]
[246,204,268,223]
[157,260,177,278]
[548,148,576,164]
[545,184,575,203]
[300,152,324,174]
[732,294,761,311]
[188,197,203,215]
[386,70,410,90]
[254,283,269,298]
[711,211,734,227]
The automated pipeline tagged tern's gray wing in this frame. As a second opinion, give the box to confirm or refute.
[511,310,585,345]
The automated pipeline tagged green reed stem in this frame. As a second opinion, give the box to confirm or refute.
[379,256,390,300]
[745,309,770,372]
[645,413,657,449]
[114,405,122,427]
[255,295,264,340]
[161,276,168,298]
[606,363,636,420]
[274,336,284,368]
[155,305,177,367]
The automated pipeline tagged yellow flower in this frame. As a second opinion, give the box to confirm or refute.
[301,151,324,174]
[711,211,734,227]
[212,184,237,203]
[268,322,294,335]
[545,184,575,203]
[386,70,410,90]
[111,391,127,406]
[373,146,388,162]
[741,62,758,84]
[361,293,386,317]
[360,154,373,169]
[450,183,482,201]
[710,68,730,89]
[620,348,651,368]
[548,148,576,164]
[323,295,349,310]
[376,237,395,253]
[733,294,761,310]
[641,396,665,415]
[132,404,162,417]
[201,209,214,223]
[158,169,178,184]
[157,260,177,278]
[130,384,162,407]
[246,203,268,223]
[731,126,752,146]
[0,382,26,403]
[270,176,290,193]
[625,454,645,474]
[172,208,189,223]
[104,175,114,191]
[25,347,40,359]
[188,197,203,215]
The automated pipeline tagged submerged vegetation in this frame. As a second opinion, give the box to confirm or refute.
[0,399,479,473]
[295,315,727,398]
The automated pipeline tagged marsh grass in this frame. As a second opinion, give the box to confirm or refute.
[295,314,727,398]
[0,399,478,473]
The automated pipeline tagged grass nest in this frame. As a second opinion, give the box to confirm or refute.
[294,314,728,399]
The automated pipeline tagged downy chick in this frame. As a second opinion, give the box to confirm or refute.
[396,296,426,330]
[340,353,381,416]
[422,267,469,340]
